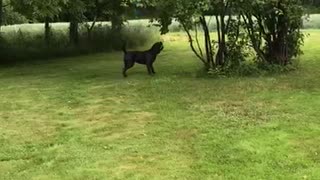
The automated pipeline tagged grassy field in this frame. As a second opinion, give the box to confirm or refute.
[0,30,320,179]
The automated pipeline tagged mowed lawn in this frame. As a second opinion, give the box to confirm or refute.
[0,31,319,180]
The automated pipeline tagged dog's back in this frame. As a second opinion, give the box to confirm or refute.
[124,51,150,64]
[122,42,152,64]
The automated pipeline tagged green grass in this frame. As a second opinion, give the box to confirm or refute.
[0,31,320,180]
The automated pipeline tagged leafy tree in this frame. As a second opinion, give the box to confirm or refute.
[81,0,124,41]
[102,0,130,49]
[136,0,305,71]
[0,0,27,27]
[62,0,128,46]
[146,0,214,69]
[0,0,8,29]
[62,0,86,45]
[109,0,127,32]
[82,0,99,40]
[239,0,305,65]
[137,0,242,70]
[11,0,67,45]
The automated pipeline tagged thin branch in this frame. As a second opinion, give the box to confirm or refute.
[181,21,206,64]
[200,15,214,66]
[225,1,232,32]
[215,15,221,45]
[89,16,97,31]
[241,13,266,62]
[194,22,203,59]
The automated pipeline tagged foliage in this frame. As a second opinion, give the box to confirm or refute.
[11,0,67,21]
[2,8,28,25]
[10,0,68,45]
[1,0,28,25]
[239,0,305,65]
[0,22,159,63]
[135,0,306,73]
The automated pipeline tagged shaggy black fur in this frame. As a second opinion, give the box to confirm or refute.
[122,42,164,77]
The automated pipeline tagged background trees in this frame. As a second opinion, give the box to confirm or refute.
[11,0,67,45]
[0,0,318,70]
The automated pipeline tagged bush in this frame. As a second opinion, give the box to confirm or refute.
[257,59,300,74]
[204,58,300,78]
[0,22,160,63]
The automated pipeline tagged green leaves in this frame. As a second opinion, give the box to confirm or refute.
[145,0,305,68]
[11,0,67,21]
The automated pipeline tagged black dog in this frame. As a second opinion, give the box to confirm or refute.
[122,42,164,77]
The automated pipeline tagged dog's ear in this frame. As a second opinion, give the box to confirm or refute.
[160,42,164,50]
[151,42,164,54]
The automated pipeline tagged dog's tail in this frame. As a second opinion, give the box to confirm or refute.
[122,40,127,54]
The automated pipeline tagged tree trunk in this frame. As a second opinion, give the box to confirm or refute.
[69,21,79,45]
[220,14,226,66]
[44,17,50,46]
[264,3,290,65]
[200,16,214,69]
[215,15,227,66]
[111,15,123,50]
[111,15,122,33]
[86,16,97,41]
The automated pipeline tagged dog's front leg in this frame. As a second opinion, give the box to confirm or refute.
[151,64,156,74]
[146,64,154,76]
[123,67,128,77]
[123,57,135,77]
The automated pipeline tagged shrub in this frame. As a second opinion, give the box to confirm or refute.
[0,22,160,63]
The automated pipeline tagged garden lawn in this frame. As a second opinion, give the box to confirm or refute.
[0,31,320,179]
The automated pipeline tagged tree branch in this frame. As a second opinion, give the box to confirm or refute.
[181,21,206,64]
[194,22,203,59]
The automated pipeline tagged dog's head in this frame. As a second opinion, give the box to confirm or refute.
[151,42,164,55]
